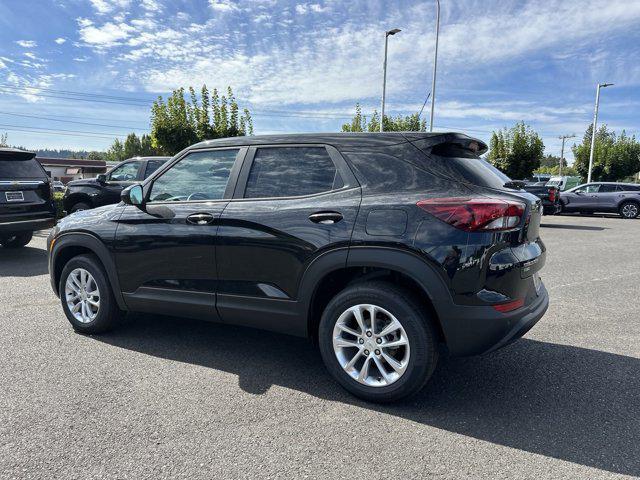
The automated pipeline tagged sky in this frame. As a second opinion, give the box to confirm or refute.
[0,0,639,162]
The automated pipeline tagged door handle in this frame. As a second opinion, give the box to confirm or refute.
[186,213,214,225]
[309,211,343,224]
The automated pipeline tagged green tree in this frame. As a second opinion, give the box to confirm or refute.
[151,85,253,155]
[87,151,103,160]
[488,122,544,179]
[0,132,7,147]
[540,154,567,169]
[341,103,426,132]
[572,124,640,181]
[105,138,125,163]
[123,133,143,159]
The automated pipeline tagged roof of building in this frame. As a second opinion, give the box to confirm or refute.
[36,157,107,168]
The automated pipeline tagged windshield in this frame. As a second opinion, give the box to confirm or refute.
[0,159,46,179]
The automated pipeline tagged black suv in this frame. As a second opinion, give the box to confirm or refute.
[1,148,55,248]
[63,156,169,213]
[48,133,548,402]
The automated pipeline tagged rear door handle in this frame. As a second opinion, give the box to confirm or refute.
[186,213,214,225]
[309,211,343,224]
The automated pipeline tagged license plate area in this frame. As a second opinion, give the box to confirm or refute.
[5,191,24,202]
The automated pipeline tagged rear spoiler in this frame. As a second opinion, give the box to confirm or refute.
[0,148,37,161]
[402,132,488,156]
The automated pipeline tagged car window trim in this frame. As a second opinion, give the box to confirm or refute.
[232,143,358,201]
[143,146,246,205]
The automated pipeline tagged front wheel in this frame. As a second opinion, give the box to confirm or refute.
[318,281,438,403]
[70,202,90,213]
[1,231,33,248]
[59,254,123,334]
[619,201,639,219]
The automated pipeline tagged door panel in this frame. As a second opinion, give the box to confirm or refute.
[215,144,361,335]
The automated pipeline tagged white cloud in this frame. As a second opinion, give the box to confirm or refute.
[78,19,134,47]
[295,3,328,14]
[23,52,38,60]
[208,0,239,12]
[15,40,37,48]
[89,0,130,14]
[54,37,67,45]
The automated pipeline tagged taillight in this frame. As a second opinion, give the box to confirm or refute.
[548,188,556,202]
[492,298,524,313]
[417,197,525,232]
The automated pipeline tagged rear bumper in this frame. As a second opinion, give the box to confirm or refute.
[439,283,549,357]
[0,216,56,234]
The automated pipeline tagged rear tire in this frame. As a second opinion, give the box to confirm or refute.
[619,201,639,219]
[1,231,33,248]
[59,254,123,334]
[70,202,90,213]
[318,281,438,403]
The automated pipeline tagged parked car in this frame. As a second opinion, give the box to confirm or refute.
[546,175,581,191]
[527,174,552,184]
[521,183,561,215]
[48,133,548,402]
[52,180,65,192]
[560,182,640,218]
[0,148,56,248]
[62,156,170,213]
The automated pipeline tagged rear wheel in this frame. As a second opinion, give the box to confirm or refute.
[1,231,33,248]
[318,281,438,403]
[70,202,90,213]
[619,201,639,219]
[59,254,123,334]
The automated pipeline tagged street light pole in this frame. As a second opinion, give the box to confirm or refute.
[558,134,575,177]
[380,28,401,133]
[587,82,613,183]
[429,0,440,132]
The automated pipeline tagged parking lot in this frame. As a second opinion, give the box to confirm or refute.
[0,215,638,479]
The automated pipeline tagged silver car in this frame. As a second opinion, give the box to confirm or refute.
[560,182,640,218]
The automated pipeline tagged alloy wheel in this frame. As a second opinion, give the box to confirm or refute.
[65,268,100,323]
[332,304,410,387]
[622,203,638,218]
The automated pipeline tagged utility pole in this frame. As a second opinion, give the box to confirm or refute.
[587,82,613,183]
[558,134,575,177]
[429,0,440,132]
[380,28,401,132]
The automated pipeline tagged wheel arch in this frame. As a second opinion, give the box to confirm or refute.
[300,247,451,346]
[51,233,126,310]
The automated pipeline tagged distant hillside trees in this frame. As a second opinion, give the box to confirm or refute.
[342,103,426,132]
[572,124,640,181]
[488,122,544,180]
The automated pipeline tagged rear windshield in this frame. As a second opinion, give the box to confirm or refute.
[0,158,46,179]
[411,140,512,189]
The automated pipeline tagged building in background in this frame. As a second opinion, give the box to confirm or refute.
[37,157,107,183]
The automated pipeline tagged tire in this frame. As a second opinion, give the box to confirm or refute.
[318,281,438,403]
[1,231,33,248]
[70,202,91,213]
[619,201,639,219]
[59,254,123,334]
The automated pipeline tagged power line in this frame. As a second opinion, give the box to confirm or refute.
[0,111,150,131]
[0,123,128,139]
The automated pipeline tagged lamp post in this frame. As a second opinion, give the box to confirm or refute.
[558,134,575,177]
[587,82,613,183]
[380,28,401,132]
[429,0,440,132]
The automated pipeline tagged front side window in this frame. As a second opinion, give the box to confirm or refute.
[149,149,238,202]
[244,147,340,199]
[109,162,141,182]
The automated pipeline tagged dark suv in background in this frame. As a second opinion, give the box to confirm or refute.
[63,156,169,213]
[0,148,55,248]
[48,133,548,402]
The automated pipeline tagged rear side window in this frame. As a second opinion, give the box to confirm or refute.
[244,147,339,199]
[0,158,46,179]
[599,184,617,192]
[619,184,640,191]
[144,159,166,179]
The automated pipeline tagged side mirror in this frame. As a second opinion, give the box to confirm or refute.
[121,184,145,209]
[96,174,107,184]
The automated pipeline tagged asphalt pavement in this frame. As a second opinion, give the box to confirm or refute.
[0,215,638,479]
